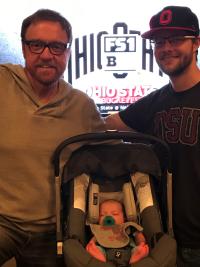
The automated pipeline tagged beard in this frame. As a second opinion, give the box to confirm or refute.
[156,51,193,77]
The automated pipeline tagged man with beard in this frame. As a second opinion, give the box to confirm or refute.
[0,9,106,267]
[105,6,200,267]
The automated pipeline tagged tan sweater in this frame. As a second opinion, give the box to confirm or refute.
[0,64,105,232]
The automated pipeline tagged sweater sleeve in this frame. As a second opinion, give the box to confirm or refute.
[83,96,106,133]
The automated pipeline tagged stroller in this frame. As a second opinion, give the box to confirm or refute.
[53,131,176,267]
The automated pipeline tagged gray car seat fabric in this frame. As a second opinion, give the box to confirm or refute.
[62,173,176,267]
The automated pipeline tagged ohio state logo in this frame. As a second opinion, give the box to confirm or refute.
[159,9,172,25]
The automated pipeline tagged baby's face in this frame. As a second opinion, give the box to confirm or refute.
[99,200,125,225]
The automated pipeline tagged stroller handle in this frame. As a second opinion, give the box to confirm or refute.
[52,130,171,176]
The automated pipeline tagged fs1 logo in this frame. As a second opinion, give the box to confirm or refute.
[98,22,140,78]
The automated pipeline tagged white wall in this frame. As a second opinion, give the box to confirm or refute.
[1,0,198,63]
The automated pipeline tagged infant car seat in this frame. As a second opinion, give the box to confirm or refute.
[52,131,176,267]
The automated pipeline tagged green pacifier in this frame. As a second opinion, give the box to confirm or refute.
[102,216,115,226]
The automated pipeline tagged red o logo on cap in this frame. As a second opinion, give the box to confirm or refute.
[159,9,172,25]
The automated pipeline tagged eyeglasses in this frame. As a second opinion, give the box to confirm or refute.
[151,36,196,48]
[23,40,71,55]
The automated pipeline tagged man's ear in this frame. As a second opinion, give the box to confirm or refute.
[193,37,200,58]
[21,42,26,58]
[195,36,200,48]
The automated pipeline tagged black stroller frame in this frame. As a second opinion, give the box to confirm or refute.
[53,131,176,267]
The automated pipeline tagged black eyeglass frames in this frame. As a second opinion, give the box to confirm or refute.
[23,40,71,55]
[150,36,196,48]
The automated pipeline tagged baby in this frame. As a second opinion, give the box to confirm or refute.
[86,199,149,264]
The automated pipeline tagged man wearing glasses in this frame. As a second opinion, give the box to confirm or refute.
[0,9,105,267]
[105,6,200,267]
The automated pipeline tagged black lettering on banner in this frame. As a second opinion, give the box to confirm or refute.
[107,56,117,66]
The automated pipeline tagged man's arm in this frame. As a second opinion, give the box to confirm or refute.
[104,112,133,131]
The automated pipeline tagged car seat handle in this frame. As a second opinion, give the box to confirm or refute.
[52,130,171,177]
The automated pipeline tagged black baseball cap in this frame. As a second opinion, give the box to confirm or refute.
[141,6,199,39]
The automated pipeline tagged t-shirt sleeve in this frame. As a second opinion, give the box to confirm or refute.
[119,92,158,132]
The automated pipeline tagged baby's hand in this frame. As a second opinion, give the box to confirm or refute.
[129,242,149,264]
[134,231,146,245]
[86,237,106,262]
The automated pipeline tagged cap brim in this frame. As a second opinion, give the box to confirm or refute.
[141,27,197,39]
